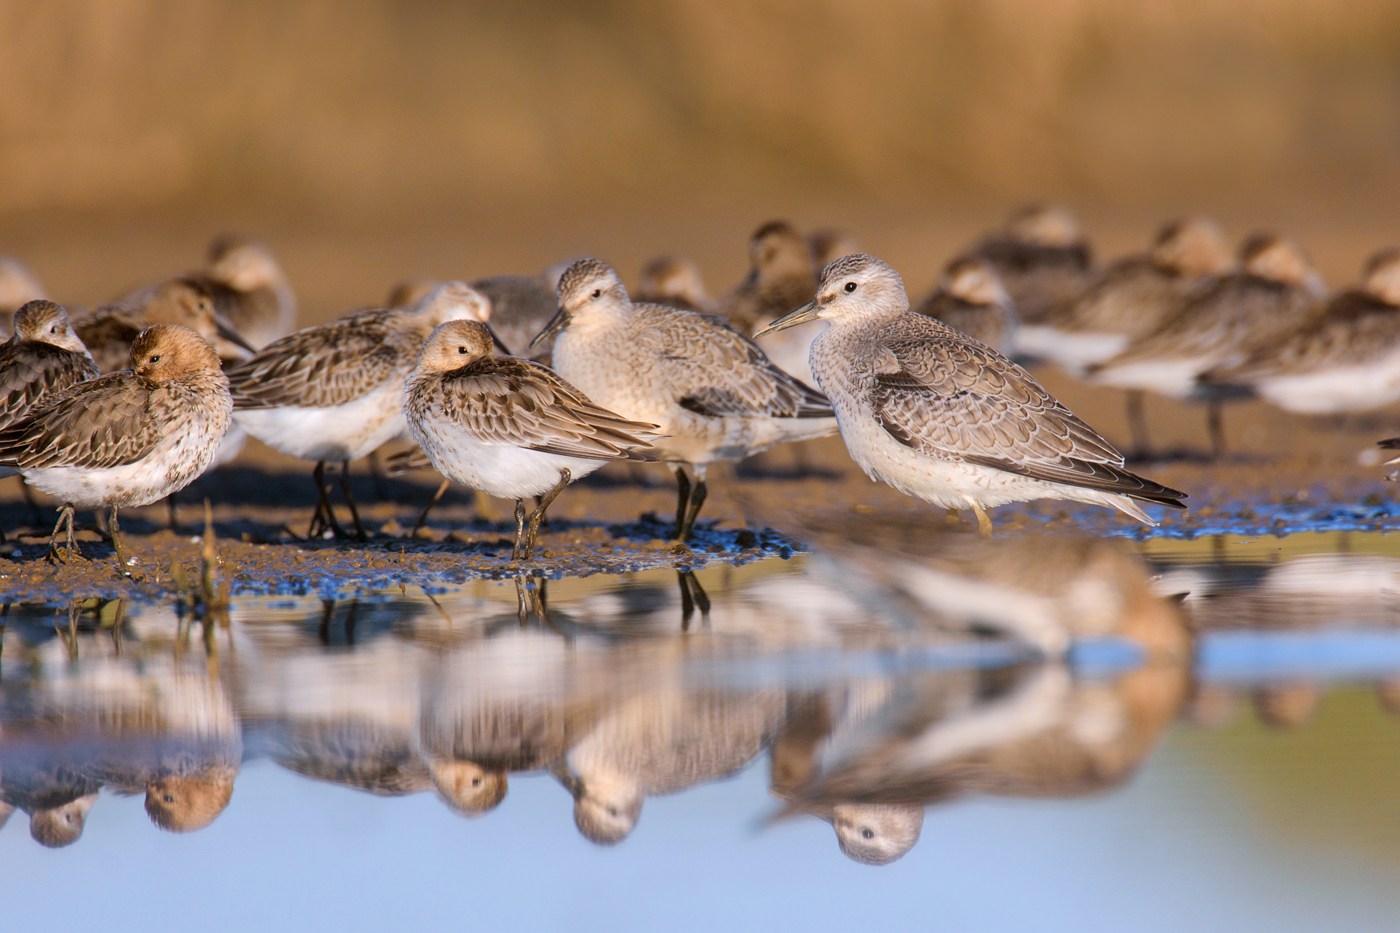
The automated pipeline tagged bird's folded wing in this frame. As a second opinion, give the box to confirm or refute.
[438,360,659,461]
[227,312,398,409]
[0,346,99,432]
[0,372,160,470]
[637,306,832,419]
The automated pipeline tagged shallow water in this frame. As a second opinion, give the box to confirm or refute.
[5,527,1400,932]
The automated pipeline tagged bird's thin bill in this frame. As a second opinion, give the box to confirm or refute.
[487,324,513,356]
[754,300,819,338]
[529,308,570,349]
[214,314,258,354]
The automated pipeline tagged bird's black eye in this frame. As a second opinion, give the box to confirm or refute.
[149,355,161,363]
[50,325,60,334]
[861,827,874,839]
[590,288,602,299]
[844,281,858,293]
[458,345,468,354]
[471,777,481,787]
[164,794,176,804]
[607,807,619,817]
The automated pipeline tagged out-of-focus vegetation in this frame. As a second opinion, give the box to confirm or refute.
[3,0,1400,219]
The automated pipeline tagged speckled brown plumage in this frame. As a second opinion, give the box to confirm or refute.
[0,301,98,433]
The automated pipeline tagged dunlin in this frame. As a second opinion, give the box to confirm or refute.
[756,254,1186,534]
[78,278,254,374]
[718,221,823,383]
[1017,217,1232,454]
[1087,233,1326,456]
[194,234,297,349]
[404,320,658,559]
[472,270,564,357]
[536,259,837,541]
[635,256,711,313]
[0,324,232,570]
[0,257,47,333]
[227,282,490,539]
[1201,248,1400,414]
[912,256,1018,355]
[967,204,1095,325]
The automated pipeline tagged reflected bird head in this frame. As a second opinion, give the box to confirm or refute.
[831,803,924,866]
[428,759,508,817]
[572,775,643,846]
[145,771,237,833]
[29,794,99,848]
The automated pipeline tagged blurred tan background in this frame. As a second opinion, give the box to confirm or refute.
[3,0,1400,317]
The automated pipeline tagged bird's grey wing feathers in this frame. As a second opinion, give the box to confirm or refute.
[433,359,658,462]
[872,321,1186,505]
[637,304,833,419]
[0,344,99,432]
[0,372,159,470]
[226,310,400,409]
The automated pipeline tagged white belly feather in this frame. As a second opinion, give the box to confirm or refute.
[234,381,406,463]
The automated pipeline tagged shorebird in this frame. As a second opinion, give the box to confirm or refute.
[912,256,1018,355]
[718,221,822,384]
[0,256,47,334]
[536,258,837,541]
[635,256,711,313]
[756,254,1186,534]
[966,204,1095,325]
[77,278,255,374]
[1086,233,1326,457]
[472,270,565,357]
[1201,249,1400,414]
[1017,217,1233,455]
[0,324,232,570]
[405,320,658,559]
[0,301,99,534]
[192,234,297,349]
[227,282,490,539]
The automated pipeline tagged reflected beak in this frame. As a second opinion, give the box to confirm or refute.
[754,300,819,338]
[486,325,514,356]
[214,314,257,355]
[529,308,570,350]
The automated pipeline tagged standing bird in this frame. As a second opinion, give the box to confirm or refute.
[472,270,567,358]
[912,256,1019,356]
[535,259,837,541]
[1086,233,1326,457]
[0,301,99,534]
[756,254,1186,535]
[0,324,232,570]
[719,221,823,384]
[966,204,1095,326]
[1017,217,1233,455]
[227,282,490,539]
[635,256,711,313]
[76,278,253,374]
[1201,249,1400,414]
[404,320,659,560]
[0,257,47,334]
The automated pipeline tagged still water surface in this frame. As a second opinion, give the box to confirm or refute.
[4,528,1400,931]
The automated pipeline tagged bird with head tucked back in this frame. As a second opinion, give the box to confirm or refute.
[77,277,255,374]
[188,234,298,350]
[404,319,659,560]
[227,282,491,540]
[966,204,1095,326]
[635,256,711,313]
[756,254,1186,535]
[913,256,1019,356]
[719,220,824,384]
[0,323,232,570]
[535,258,837,541]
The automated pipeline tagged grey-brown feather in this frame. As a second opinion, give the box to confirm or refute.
[869,317,1186,505]
[0,341,99,431]
[408,356,659,461]
[0,372,167,470]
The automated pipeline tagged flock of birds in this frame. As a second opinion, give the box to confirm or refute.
[0,204,1397,571]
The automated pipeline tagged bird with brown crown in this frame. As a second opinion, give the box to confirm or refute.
[913,256,1019,356]
[718,220,823,384]
[966,204,1095,325]
[0,324,232,571]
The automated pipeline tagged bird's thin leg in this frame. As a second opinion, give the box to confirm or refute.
[412,479,450,536]
[109,506,131,574]
[340,459,366,540]
[965,498,993,537]
[512,499,528,560]
[18,477,43,526]
[525,469,570,559]
[1125,390,1153,459]
[679,472,708,543]
[166,493,179,533]
[48,503,75,562]
[673,466,691,539]
[366,448,388,499]
[1207,403,1226,460]
[311,461,346,539]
